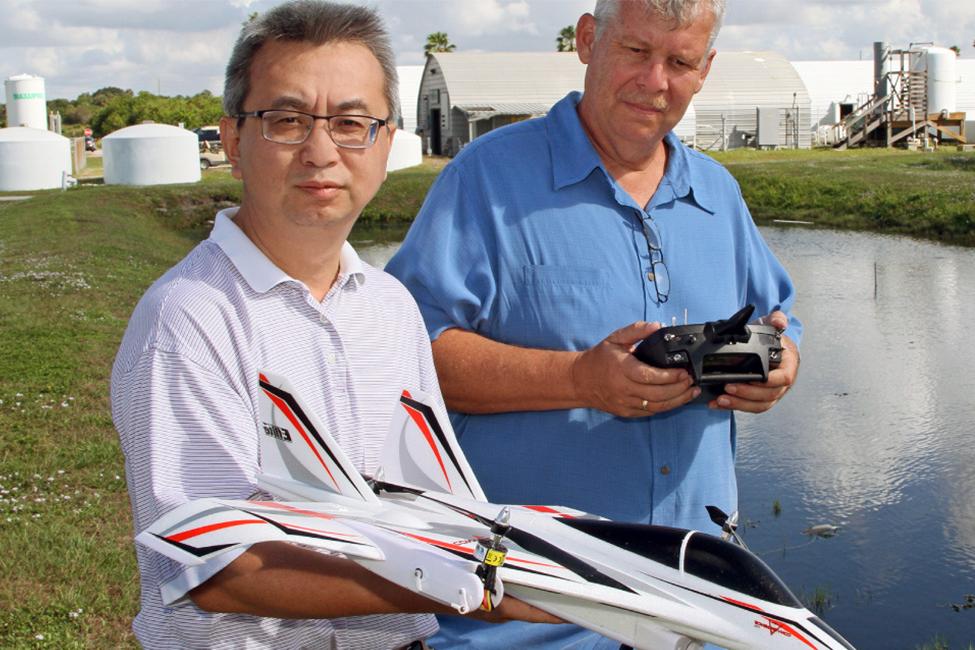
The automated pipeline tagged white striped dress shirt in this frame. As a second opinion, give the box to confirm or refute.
[111,208,440,649]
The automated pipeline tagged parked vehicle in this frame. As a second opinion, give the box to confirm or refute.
[196,126,228,169]
[195,126,221,147]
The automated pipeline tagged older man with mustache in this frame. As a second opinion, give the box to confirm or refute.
[388,1,802,647]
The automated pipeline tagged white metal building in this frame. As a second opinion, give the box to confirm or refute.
[791,61,873,144]
[418,51,808,154]
[415,50,971,154]
[694,51,811,150]
[396,65,423,134]
[418,52,585,155]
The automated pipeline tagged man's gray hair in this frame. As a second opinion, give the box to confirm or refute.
[593,0,726,53]
[223,0,399,123]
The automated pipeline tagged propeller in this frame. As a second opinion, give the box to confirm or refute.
[706,505,749,549]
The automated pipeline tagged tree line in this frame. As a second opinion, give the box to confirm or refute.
[1,87,224,139]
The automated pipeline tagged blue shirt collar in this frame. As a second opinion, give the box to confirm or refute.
[546,92,714,214]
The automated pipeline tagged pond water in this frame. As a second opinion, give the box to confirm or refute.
[353,225,975,649]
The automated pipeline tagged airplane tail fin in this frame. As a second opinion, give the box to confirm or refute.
[378,390,487,501]
[257,370,381,507]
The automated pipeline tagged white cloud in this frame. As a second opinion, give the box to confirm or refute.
[1,0,973,100]
[450,0,537,36]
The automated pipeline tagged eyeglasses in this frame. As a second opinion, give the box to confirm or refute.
[641,218,670,304]
[234,109,389,148]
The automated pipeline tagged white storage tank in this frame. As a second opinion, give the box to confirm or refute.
[102,123,201,186]
[4,74,48,130]
[0,127,71,191]
[386,129,422,172]
[912,46,958,114]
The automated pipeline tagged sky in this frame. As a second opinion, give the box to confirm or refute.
[1,0,974,101]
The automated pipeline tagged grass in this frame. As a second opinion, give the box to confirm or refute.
[916,635,975,650]
[799,585,835,616]
[711,148,975,246]
[0,181,216,647]
[0,150,971,646]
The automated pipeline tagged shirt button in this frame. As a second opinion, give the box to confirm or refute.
[647,272,655,281]
[660,465,671,476]
[319,312,327,324]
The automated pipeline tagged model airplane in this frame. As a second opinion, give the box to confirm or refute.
[137,370,855,650]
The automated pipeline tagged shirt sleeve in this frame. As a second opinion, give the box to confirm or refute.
[113,347,259,605]
[386,163,499,341]
[735,186,804,348]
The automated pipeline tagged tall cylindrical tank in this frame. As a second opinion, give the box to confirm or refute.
[924,46,957,113]
[873,42,891,100]
[0,127,71,191]
[911,46,958,114]
[4,74,48,130]
[102,124,201,186]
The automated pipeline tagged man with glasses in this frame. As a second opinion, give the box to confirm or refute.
[111,2,552,648]
[388,0,801,647]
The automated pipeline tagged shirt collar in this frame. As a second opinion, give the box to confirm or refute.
[547,92,604,191]
[652,131,714,214]
[546,92,714,214]
[210,207,366,294]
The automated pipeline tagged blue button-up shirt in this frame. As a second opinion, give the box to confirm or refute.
[388,91,801,650]
[388,91,800,529]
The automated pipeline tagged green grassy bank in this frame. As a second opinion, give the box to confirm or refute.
[0,150,971,647]
[712,148,975,246]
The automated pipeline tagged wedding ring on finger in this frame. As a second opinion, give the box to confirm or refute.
[640,399,649,411]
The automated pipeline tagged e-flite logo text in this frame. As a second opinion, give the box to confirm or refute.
[263,422,292,442]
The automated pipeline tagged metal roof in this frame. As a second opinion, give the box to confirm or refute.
[455,102,553,121]
[427,52,585,107]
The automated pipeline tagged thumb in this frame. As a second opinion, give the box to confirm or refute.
[606,321,660,347]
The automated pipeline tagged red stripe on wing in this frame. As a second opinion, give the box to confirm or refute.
[167,519,264,543]
[262,387,340,490]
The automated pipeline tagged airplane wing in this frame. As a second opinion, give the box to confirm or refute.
[136,497,489,614]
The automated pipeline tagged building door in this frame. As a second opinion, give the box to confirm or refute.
[430,109,442,155]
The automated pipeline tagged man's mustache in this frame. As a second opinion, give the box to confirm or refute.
[620,95,669,111]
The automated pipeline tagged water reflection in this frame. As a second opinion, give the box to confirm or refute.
[742,228,975,648]
[358,225,975,648]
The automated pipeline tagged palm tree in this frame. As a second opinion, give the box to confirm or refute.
[424,32,456,56]
[556,25,576,52]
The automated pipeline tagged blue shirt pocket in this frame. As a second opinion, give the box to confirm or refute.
[500,265,614,350]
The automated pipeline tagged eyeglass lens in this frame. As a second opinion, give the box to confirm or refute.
[261,110,380,147]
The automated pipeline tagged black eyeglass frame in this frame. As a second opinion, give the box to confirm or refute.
[234,108,390,149]
[640,218,670,304]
